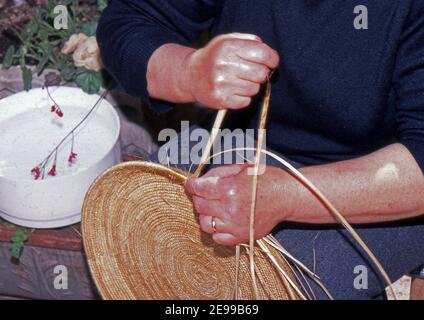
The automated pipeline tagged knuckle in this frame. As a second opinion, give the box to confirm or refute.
[213,34,227,43]
[239,62,251,73]
[227,201,241,217]
[189,180,198,194]
[221,94,233,107]
[214,60,227,70]
[210,88,224,103]
[219,39,235,52]
[192,196,203,213]
[194,181,205,195]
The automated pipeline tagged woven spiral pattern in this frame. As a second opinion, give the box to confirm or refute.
[82,162,295,300]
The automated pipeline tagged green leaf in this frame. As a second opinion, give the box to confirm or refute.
[57,55,75,82]
[57,54,72,68]
[23,20,38,39]
[2,46,15,69]
[97,0,108,12]
[11,230,29,242]
[47,0,59,18]
[19,47,27,68]
[10,229,29,259]
[38,39,49,55]
[60,64,76,81]
[37,29,48,41]
[16,46,23,58]
[74,68,102,94]
[10,246,22,259]
[21,66,33,91]
[36,54,49,75]
[81,21,98,36]
[61,0,74,6]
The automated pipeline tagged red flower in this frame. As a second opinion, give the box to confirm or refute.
[50,105,56,112]
[56,109,63,117]
[31,167,41,180]
[47,165,56,177]
[68,152,78,164]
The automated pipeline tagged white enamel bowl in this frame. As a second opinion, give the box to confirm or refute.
[0,87,121,228]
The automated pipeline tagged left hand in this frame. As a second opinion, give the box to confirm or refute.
[185,164,291,246]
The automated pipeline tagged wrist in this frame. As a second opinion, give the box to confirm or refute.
[270,167,300,223]
[147,44,196,103]
[180,47,198,102]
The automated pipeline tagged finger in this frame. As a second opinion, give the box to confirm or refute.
[192,196,226,217]
[185,176,220,198]
[235,61,270,84]
[199,215,230,234]
[224,95,252,109]
[236,42,280,69]
[212,233,240,246]
[232,79,261,97]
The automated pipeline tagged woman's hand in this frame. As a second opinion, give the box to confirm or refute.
[186,33,280,109]
[147,33,279,109]
[185,164,292,246]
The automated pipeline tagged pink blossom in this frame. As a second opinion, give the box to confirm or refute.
[47,165,56,177]
[68,152,78,164]
[31,167,41,180]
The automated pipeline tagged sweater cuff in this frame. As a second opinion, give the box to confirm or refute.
[400,139,424,174]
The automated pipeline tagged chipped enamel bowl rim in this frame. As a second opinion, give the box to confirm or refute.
[0,87,121,228]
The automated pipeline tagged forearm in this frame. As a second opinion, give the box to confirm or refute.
[279,143,424,224]
[147,44,196,103]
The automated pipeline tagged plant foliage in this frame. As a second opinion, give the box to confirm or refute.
[1,0,108,93]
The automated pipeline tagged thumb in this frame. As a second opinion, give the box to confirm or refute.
[216,32,263,43]
[203,164,248,179]
[185,175,220,199]
[185,164,248,198]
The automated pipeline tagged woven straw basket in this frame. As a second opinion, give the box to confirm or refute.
[82,161,296,300]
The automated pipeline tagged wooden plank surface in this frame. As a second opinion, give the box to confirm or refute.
[0,224,83,251]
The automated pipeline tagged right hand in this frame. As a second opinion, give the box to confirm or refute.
[186,33,280,109]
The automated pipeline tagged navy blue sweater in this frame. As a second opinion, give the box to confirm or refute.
[97,0,424,171]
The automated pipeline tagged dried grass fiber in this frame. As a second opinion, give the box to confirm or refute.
[82,161,297,300]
